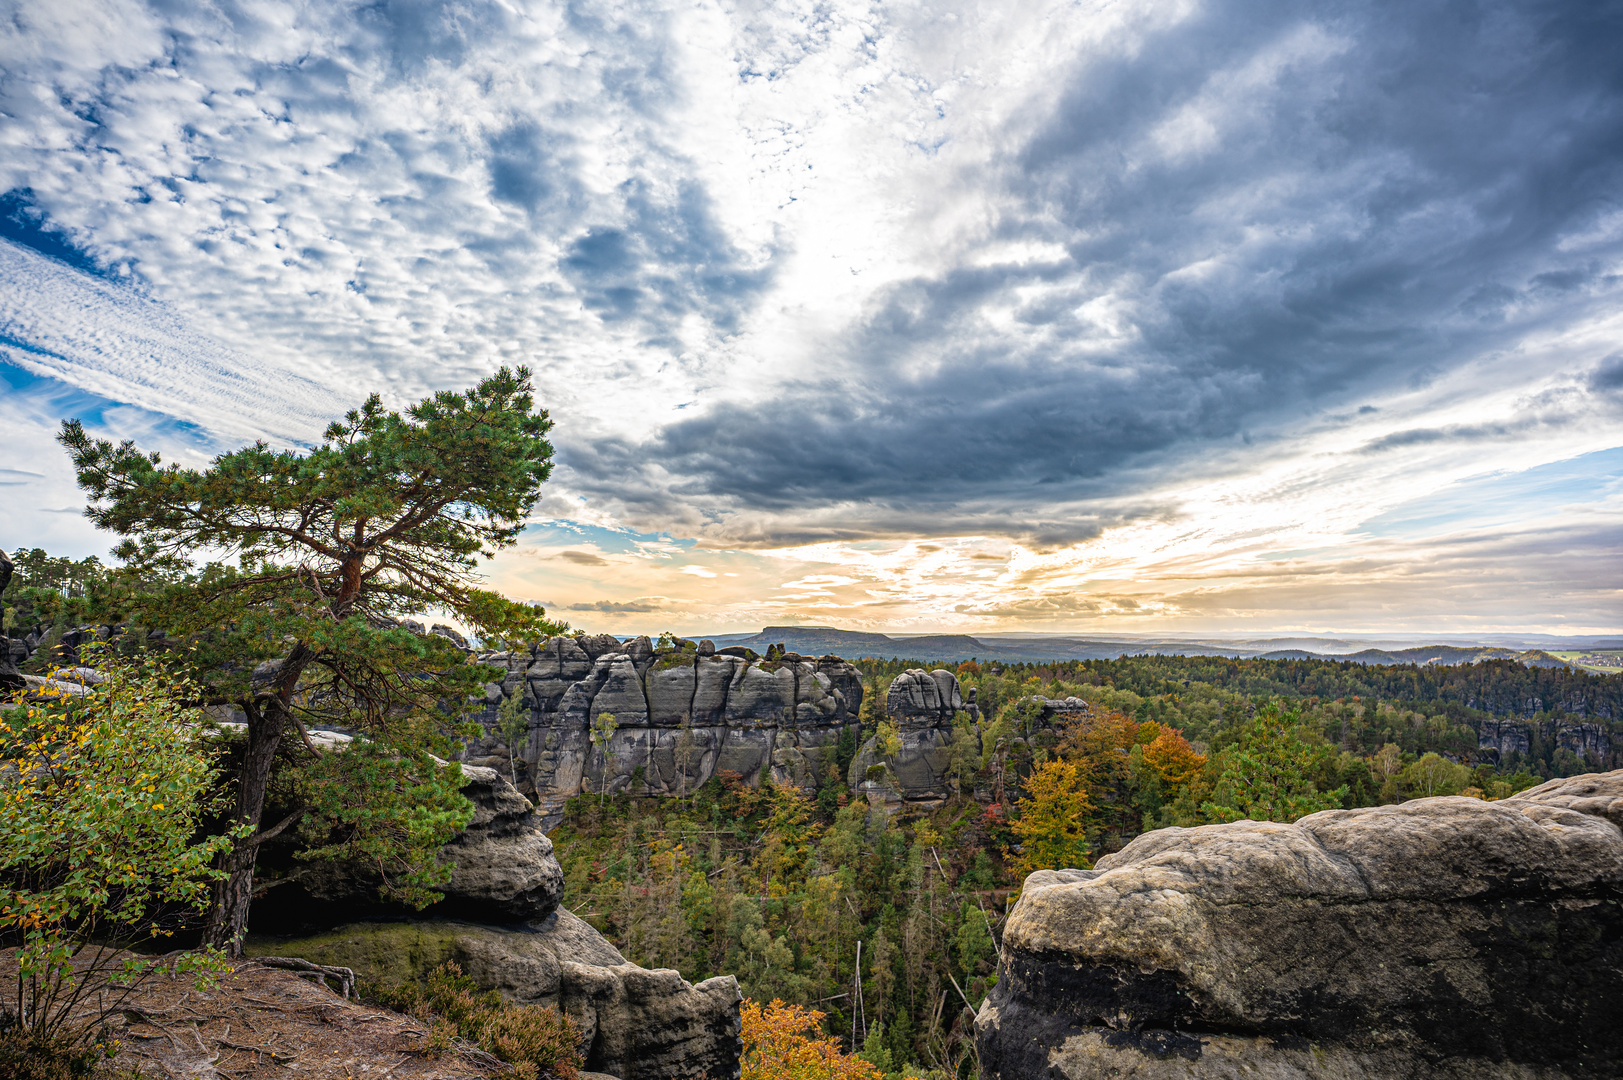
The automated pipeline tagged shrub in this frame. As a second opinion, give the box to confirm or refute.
[0,1028,104,1080]
[371,962,580,1080]
[742,998,882,1080]
[0,651,238,1046]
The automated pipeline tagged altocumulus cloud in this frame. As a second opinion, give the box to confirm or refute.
[0,0,1621,567]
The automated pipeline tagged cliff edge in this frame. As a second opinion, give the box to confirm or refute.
[975,770,1623,1080]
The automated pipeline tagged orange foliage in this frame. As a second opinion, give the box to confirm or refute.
[741,999,882,1080]
[1141,726,1206,790]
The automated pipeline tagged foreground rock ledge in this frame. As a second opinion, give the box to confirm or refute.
[251,915,742,1080]
[975,771,1623,1080]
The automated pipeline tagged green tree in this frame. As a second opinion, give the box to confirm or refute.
[591,711,620,805]
[56,367,566,952]
[0,652,239,1045]
[1400,752,1471,798]
[1201,708,1346,823]
[954,901,992,978]
[946,711,980,801]
[497,686,531,790]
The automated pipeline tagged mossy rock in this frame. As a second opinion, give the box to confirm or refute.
[245,910,625,1004]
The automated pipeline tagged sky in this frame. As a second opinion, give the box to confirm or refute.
[1,0,1621,638]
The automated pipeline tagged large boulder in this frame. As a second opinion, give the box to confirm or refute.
[975,770,1623,1080]
[248,913,742,1080]
[254,764,565,931]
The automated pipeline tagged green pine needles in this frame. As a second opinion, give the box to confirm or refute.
[54,366,568,953]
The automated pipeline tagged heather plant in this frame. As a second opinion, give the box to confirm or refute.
[370,961,581,1080]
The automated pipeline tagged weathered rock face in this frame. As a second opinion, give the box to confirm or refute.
[1477,718,1616,769]
[255,765,565,931]
[976,770,1623,1080]
[462,636,864,823]
[250,914,742,1080]
[849,668,980,804]
[0,549,20,690]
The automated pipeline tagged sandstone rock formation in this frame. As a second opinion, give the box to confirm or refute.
[0,549,20,690]
[251,765,742,1080]
[461,635,865,822]
[256,764,564,930]
[847,667,981,805]
[976,770,1623,1080]
[250,915,742,1080]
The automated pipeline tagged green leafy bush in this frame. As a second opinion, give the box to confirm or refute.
[0,651,239,1047]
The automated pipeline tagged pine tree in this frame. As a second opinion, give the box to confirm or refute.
[1201,707,1346,823]
[56,367,565,952]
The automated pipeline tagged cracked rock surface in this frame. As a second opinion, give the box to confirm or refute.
[975,770,1623,1080]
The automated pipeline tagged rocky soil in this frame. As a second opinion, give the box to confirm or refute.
[0,949,494,1080]
[975,770,1623,1080]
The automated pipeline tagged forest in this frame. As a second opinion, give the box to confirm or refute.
[2,378,1618,1080]
[542,648,1619,1080]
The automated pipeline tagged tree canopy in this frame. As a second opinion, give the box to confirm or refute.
[56,365,567,951]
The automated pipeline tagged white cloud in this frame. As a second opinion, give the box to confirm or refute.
[1,0,1619,632]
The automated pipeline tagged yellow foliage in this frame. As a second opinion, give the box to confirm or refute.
[1010,758,1094,876]
[741,999,882,1080]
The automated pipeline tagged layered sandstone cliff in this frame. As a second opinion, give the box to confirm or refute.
[461,634,865,821]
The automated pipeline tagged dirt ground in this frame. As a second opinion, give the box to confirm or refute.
[2,951,496,1079]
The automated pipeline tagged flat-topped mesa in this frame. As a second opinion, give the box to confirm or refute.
[975,770,1623,1080]
[462,634,865,823]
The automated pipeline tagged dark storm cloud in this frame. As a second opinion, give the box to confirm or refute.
[566,0,1623,536]
[560,178,773,335]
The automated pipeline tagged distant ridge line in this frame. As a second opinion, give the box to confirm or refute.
[670,626,1614,668]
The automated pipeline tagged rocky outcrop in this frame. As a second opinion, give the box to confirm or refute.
[461,635,864,823]
[249,914,742,1080]
[1477,717,1532,761]
[1557,722,1613,766]
[255,764,565,931]
[249,764,742,1079]
[848,668,983,805]
[851,668,959,803]
[976,770,1623,1080]
[0,549,20,690]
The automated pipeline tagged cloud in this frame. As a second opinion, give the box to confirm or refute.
[1,0,1620,631]
[1591,354,1623,393]
[563,598,670,614]
[552,549,610,566]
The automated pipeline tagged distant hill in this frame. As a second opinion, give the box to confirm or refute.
[682,627,1588,668]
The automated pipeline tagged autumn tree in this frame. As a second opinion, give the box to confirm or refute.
[56,367,566,952]
[741,999,881,1080]
[0,652,238,1048]
[1010,758,1094,874]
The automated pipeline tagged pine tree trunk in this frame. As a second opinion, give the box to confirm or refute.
[205,700,285,955]
[206,645,310,955]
